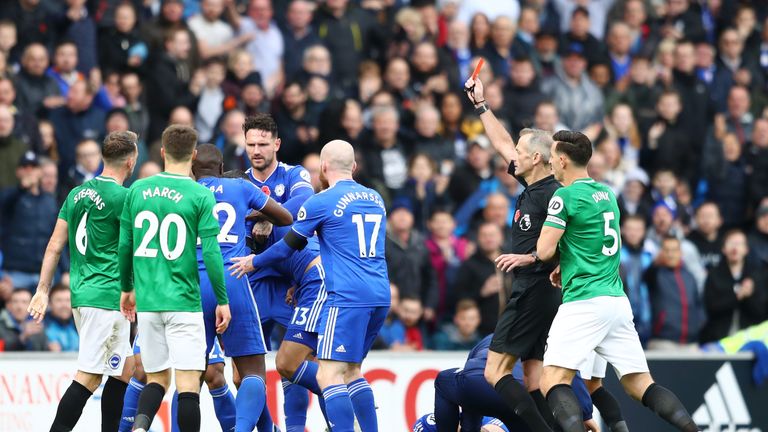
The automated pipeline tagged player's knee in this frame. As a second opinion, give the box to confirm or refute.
[343,364,362,383]
[540,367,571,396]
[483,363,503,387]
[275,355,298,379]
[133,356,147,383]
[175,370,203,393]
[620,372,654,400]
[204,367,227,389]
[585,378,603,394]
[75,370,103,392]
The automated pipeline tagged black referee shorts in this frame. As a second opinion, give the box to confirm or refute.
[489,274,561,361]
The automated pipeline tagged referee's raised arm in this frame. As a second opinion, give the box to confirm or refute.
[464,76,518,165]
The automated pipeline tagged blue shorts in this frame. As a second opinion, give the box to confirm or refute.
[250,275,294,350]
[132,332,225,365]
[283,263,327,351]
[316,303,388,363]
[201,269,267,358]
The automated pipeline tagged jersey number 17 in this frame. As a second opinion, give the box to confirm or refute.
[351,214,382,258]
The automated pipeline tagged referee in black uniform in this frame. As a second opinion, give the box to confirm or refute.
[464,76,560,432]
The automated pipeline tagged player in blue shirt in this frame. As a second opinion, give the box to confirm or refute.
[192,144,293,431]
[427,334,597,432]
[241,113,317,430]
[231,140,390,432]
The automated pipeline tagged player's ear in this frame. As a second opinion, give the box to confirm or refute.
[160,146,165,160]
[191,149,198,161]
[351,160,357,174]
[274,138,281,151]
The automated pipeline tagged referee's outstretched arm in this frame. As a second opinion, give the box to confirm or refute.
[464,77,518,165]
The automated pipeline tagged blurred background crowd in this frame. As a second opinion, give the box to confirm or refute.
[1,0,768,355]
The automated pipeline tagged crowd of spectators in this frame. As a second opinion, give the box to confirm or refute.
[1,0,768,353]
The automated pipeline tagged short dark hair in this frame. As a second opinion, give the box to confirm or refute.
[553,130,592,167]
[102,131,137,165]
[222,169,248,179]
[695,201,720,216]
[242,113,278,139]
[723,228,746,243]
[162,125,198,162]
[455,299,479,314]
[622,214,646,226]
[661,235,680,245]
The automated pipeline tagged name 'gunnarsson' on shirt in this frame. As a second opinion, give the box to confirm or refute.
[332,190,386,217]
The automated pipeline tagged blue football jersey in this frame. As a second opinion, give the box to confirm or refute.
[292,179,390,307]
[196,177,269,267]
[274,237,321,286]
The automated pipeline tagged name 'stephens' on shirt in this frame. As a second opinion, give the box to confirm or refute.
[142,186,184,203]
[72,188,105,210]
[331,191,385,217]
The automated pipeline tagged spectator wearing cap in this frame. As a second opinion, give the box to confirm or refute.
[0,104,28,188]
[98,2,147,74]
[645,201,706,290]
[14,43,63,116]
[48,80,106,179]
[386,199,439,324]
[559,6,604,66]
[618,167,653,221]
[504,57,546,137]
[234,0,284,96]
[541,42,604,132]
[700,230,767,343]
[0,289,48,351]
[0,0,57,53]
[44,283,79,352]
[747,118,768,208]
[0,151,58,291]
[448,134,493,207]
[645,235,706,350]
[0,77,43,152]
[747,200,768,268]
[454,222,505,335]
[363,105,410,197]
[281,0,321,82]
[687,202,724,271]
[145,27,199,141]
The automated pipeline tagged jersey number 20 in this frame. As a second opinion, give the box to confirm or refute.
[134,210,187,260]
[602,212,619,256]
[351,214,382,258]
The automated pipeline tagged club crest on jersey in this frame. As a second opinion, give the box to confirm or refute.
[261,185,271,196]
[275,184,285,197]
[108,354,121,370]
[519,214,532,231]
[514,209,521,223]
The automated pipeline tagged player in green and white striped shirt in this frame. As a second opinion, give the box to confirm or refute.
[28,131,139,432]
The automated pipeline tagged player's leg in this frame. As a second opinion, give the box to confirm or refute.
[132,312,173,432]
[432,369,461,432]
[598,296,698,432]
[581,355,628,432]
[317,359,355,432]
[101,311,135,431]
[119,339,146,432]
[316,305,358,432]
[205,359,236,432]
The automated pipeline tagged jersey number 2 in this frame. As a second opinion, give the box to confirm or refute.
[352,214,382,258]
[602,212,619,256]
[134,210,187,260]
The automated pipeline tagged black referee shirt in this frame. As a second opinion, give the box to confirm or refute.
[507,162,561,276]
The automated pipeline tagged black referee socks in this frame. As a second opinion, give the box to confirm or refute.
[177,392,201,432]
[530,389,557,428]
[50,380,92,432]
[494,374,553,432]
[590,386,629,432]
[642,383,699,432]
[134,382,166,431]
[101,377,128,432]
[546,384,583,432]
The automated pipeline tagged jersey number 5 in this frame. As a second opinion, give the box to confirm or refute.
[134,210,187,260]
[351,213,382,258]
[602,212,619,256]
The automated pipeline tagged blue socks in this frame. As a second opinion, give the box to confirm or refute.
[348,378,377,431]
[255,398,274,432]
[210,383,237,432]
[283,378,309,432]
[118,377,144,432]
[290,360,322,394]
[171,385,236,432]
[322,384,355,432]
[236,375,266,432]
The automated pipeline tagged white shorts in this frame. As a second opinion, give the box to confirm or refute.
[137,311,206,373]
[544,296,649,379]
[578,351,608,380]
[73,307,132,376]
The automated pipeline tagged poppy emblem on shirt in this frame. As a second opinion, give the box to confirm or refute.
[261,185,271,196]
[514,209,521,223]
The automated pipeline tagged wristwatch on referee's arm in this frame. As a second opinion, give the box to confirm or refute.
[474,101,490,116]
[531,251,542,265]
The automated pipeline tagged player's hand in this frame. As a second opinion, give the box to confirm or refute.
[550,265,562,288]
[229,254,256,278]
[583,419,600,431]
[285,286,296,306]
[120,291,136,322]
[215,304,231,334]
[28,290,49,324]
[495,254,535,272]
[464,77,484,105]
[737,278,754,300]
[252,221,273,244]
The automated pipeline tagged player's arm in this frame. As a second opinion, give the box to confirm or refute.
[118,200,137,321]
[536,225,564,262]
[229,230,307,278]
[538,193,568,262]
[201,235,228,306]
[257,197,293,226]
[28,219,68,323]
[464,77,517,165]
[283,168,314,216]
